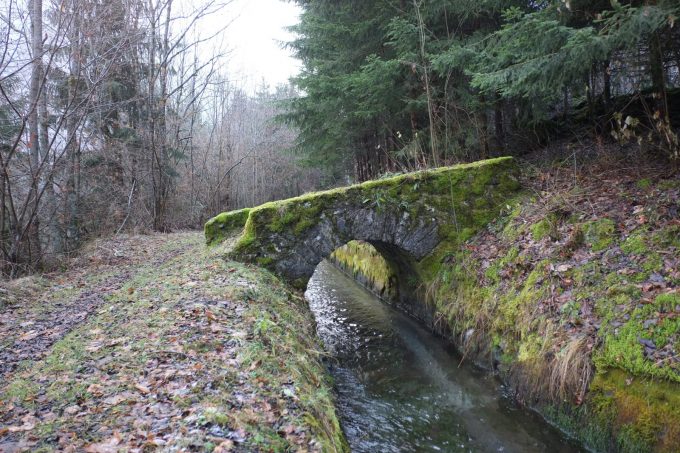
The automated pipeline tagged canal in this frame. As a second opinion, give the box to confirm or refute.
[305,260,582,453]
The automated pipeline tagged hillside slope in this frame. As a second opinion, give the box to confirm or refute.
[331,157,680,452]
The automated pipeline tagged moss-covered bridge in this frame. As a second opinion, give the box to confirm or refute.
[205,157,520,316]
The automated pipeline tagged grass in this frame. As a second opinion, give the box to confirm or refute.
[0,232,347,452]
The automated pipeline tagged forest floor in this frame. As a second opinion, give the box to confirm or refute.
[0,233,344,452]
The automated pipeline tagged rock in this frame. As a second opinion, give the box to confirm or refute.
[638,338,656,349]
[649,273,665,283]
[643,318,658,329]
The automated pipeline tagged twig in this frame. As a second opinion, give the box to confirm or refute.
[116,180,137,235]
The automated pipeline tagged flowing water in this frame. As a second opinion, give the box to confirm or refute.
[305,260,583,453]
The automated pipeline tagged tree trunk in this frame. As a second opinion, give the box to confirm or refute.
[28,0,43,268]
[494,94,504,154]
[649,31,668,120]
[39,57,61,259]
[65,0,82,251]
[154,0,172,231]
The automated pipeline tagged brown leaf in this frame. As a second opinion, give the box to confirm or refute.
[18,330,41,341]
[86,341,104,352]
[103,392,134,406]
[210,324,226,333]
[84,433,122,453]
[556,264,572,273]
[6,421,35,433]
[135,383,151,395]
[87,383,104,396]
[64,405,80,415]
[214,440,235,453]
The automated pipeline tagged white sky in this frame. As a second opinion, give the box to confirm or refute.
[211,0,302,92]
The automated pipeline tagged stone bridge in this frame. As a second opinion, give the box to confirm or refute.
[205,157,520,317]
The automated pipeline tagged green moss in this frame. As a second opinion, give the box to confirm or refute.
[204,208,251,245]
[545,366,680,453]
[530,212,559,241]
[622,230,649,254]
[225,158,521,280]
[653,224,680,249]
[592,369,680,452]
[584,218,616,251]
[596,293,680,382]
[636,178,652,190]
[330,241,398,301]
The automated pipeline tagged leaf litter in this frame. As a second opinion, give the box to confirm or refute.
[1,232,343,452]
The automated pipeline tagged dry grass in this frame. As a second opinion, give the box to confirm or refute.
[549,335,594,404]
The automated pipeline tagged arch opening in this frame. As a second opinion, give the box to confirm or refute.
[322,239,432,324]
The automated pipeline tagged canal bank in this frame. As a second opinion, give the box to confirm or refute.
[203,158,680,452]
[328,163,680,453]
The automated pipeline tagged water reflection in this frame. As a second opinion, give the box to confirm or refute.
[305,260,582,453]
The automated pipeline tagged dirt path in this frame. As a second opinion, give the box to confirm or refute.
[0,235,197,379]
[0,232,345,452]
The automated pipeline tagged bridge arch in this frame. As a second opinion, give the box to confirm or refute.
[205,157,521,318]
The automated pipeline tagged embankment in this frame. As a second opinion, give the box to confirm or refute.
[331,165,680,453]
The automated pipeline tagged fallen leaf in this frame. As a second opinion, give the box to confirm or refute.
[135,383,151,395]
[214,440,235,452]
[86,341,104,352]
[103,392,134,406]
[556,264,572,273]
[18,330,41,341]
[84,433,122,453]
[87,383,104,396]
[64,405,80,415]
[7,421,35,432]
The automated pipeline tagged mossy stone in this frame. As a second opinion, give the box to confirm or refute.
[584,218,616,251]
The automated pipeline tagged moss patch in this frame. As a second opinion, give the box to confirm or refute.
[584,218,616,251]
[204,208,251,245]
[596,293,680,382]
[330,241,398,301]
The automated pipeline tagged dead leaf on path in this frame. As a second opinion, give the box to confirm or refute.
[135,383,151,395]
[103,392,134,406]
[210,324,226,333]
[84,433,122,453]
[7,421,35,432]
[107,338,126,347]
[214,440,235,452]
[86,341,104,352]
[64,405,80,415]
[18,330,41,341]
[87,383,104,396]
